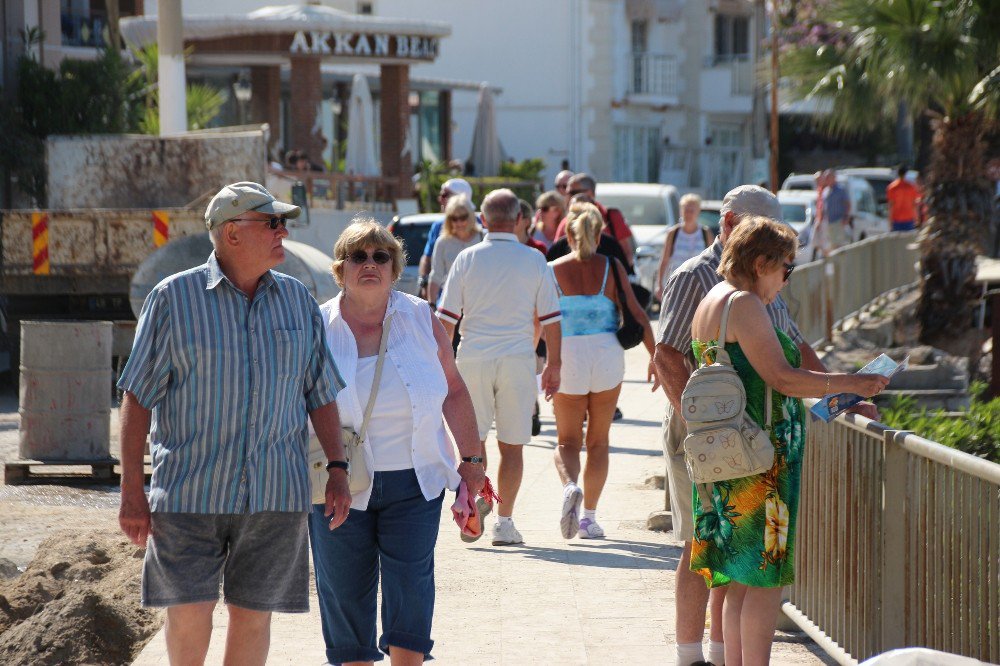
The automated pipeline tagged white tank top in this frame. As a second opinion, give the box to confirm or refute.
[669,227,708,276]
[354,356,414,471]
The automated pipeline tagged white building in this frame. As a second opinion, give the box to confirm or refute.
[131,0,768,197]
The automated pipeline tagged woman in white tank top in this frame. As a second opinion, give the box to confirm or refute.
[310,220,485,664]
[655,193,716,296]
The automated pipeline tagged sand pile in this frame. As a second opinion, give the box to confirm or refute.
[0,531,162,665]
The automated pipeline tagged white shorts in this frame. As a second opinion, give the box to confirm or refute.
[558,333,625,395]
[456,352,537,445]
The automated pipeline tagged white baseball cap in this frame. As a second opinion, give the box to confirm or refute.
[441,178,474,204]
[204,181,300,230]
[720,185,783,222]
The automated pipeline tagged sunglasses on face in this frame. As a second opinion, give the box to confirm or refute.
[568,189,586,197]
[783,262,796,282]
[347,249,393,265]
[449,215,470,222]
[233,216,287,230]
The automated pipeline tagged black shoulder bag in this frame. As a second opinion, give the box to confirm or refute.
[608,258,645,349]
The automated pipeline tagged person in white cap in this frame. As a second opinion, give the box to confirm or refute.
[652,184,879,666]
[117,181,352,665]
[417,178,475,299]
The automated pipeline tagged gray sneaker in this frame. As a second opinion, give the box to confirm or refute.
[560,484,584,539]
[491,520,524,546]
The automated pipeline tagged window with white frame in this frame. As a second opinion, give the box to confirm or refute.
[614,125,661,183]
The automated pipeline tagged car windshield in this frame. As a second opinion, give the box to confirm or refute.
[698,209,721,234]
[781,203,808,224]
[864,177,891,205]
[391,222,432,266]
[597,195,668,226]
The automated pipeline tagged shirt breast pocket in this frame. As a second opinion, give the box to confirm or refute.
[274,329,306,381]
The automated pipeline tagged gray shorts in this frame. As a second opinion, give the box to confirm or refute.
[662,403,695,541]
[143,511,309,612]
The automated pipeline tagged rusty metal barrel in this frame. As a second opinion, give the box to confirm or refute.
[18,321,113,461]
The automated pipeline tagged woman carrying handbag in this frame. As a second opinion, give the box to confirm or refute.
[310,219,485,666]
[547,203,657,540]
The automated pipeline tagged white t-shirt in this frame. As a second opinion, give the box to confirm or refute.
[353,356,414,471]
[668,227,709,277]
[437,232,562,360]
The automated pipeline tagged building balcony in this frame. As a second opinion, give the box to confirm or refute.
[624,52,679,105]
[700,54,754,114]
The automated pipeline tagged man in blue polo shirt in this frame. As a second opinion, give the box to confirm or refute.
[117,182,352,664]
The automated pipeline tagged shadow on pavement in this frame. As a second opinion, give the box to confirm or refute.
[609,444,663,457]
[469,538,682,570]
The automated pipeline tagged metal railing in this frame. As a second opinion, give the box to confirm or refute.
[782,231,920,346]
[784,411,1000,665]
[628,52,679,97]
[267,168,398,212]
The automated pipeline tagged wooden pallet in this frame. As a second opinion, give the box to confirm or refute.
[4,458,121,485]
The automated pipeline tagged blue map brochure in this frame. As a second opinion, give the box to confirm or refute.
[809,353,908,422]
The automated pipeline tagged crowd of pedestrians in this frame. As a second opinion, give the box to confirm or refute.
[117,171,891,666]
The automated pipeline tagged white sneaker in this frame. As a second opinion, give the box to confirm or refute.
[578,517,605,539]
[491,520,524,546]
[560,484,584,539]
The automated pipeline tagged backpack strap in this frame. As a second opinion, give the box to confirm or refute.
[702,226,712,247]
[665,225,680,258]
[711,291,739,366]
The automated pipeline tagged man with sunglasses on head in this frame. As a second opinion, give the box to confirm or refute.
[652,184,878,666]
[117,181,352,665]
[416,177,475,299]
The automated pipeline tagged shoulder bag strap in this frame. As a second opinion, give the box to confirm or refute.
[717,291,773,429]
[666,226,679,258]
[357,313,393,441]
[608,256,627,309]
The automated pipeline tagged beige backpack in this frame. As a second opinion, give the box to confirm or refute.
[681,291,774,507]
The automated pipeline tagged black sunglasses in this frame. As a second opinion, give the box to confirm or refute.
[783,262,796,281]
[232,216,286,230]
[347,249,393,265]
[568,189,587,197]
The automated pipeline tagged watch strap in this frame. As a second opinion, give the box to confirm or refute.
[326,460,349,471]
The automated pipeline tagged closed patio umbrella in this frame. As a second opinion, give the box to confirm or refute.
[467,83,504,177]
[344,73,378,176]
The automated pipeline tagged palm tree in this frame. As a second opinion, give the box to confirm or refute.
[129,44,226,134]
[780,0,1000,353]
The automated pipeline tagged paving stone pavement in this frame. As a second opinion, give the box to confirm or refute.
[133,348,833,665]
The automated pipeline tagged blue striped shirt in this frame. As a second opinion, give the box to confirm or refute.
[118,252,345,514]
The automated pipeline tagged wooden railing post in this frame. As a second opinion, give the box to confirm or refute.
[881,429,908,651]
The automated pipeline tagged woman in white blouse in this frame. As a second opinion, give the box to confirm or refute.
[310,219,484,666]
[428,194,483,305]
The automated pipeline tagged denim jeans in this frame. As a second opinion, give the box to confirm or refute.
[309,469,444,664]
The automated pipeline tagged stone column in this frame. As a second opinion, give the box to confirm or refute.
[157,0,187,135]
[250,65,282,155]
[439,89,452,162]
[379,64,412,197]
[289,54,324,164]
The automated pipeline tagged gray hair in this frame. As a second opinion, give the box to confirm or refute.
[481,189,521,226]
[208,224,225,248]
[568,172,596,193]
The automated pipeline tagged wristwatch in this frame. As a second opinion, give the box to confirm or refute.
[460,456,484,464]
[326,460,349,472]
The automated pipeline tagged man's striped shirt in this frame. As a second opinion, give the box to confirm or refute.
[118,253,344,514]
[657,240,805,367]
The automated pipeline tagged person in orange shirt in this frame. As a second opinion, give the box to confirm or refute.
[886,165,921,231]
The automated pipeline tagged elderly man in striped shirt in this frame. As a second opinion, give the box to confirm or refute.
[117,182,352,665]
[653,185,879,666]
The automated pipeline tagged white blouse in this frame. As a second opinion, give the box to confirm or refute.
[320,290,461,510]
[353,357,413,471]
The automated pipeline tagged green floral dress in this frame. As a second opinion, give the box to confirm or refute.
[690,329,805,588]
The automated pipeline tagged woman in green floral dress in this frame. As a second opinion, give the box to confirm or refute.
[687,217,888,666]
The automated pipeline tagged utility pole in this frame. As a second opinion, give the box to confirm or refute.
[769,2,780,193]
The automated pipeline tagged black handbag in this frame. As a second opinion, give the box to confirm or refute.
[608,258,645,349]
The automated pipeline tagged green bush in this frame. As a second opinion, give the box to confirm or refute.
[880,382,1000,463]
[415,159,545,213]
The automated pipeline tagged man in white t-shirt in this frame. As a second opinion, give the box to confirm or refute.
[437,189,563,546]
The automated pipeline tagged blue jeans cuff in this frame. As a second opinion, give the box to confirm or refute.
[327,645,384,664]
[379,631,434,660]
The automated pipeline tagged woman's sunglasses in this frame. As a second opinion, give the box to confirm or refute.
[347,249,392,265]
[783,262,796,282]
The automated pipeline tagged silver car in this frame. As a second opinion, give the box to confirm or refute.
[386,213,442,295]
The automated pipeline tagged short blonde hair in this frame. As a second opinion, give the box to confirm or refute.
[717,216,798,285]
[565,202,603,260]
[441,194,476,238]
[680,193,702,208]
[331,218,406,288]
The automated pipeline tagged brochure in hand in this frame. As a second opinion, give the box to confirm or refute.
[809,353,909,422]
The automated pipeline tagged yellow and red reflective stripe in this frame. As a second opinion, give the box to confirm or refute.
[31,212,50,275]
[152,210,170,247]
